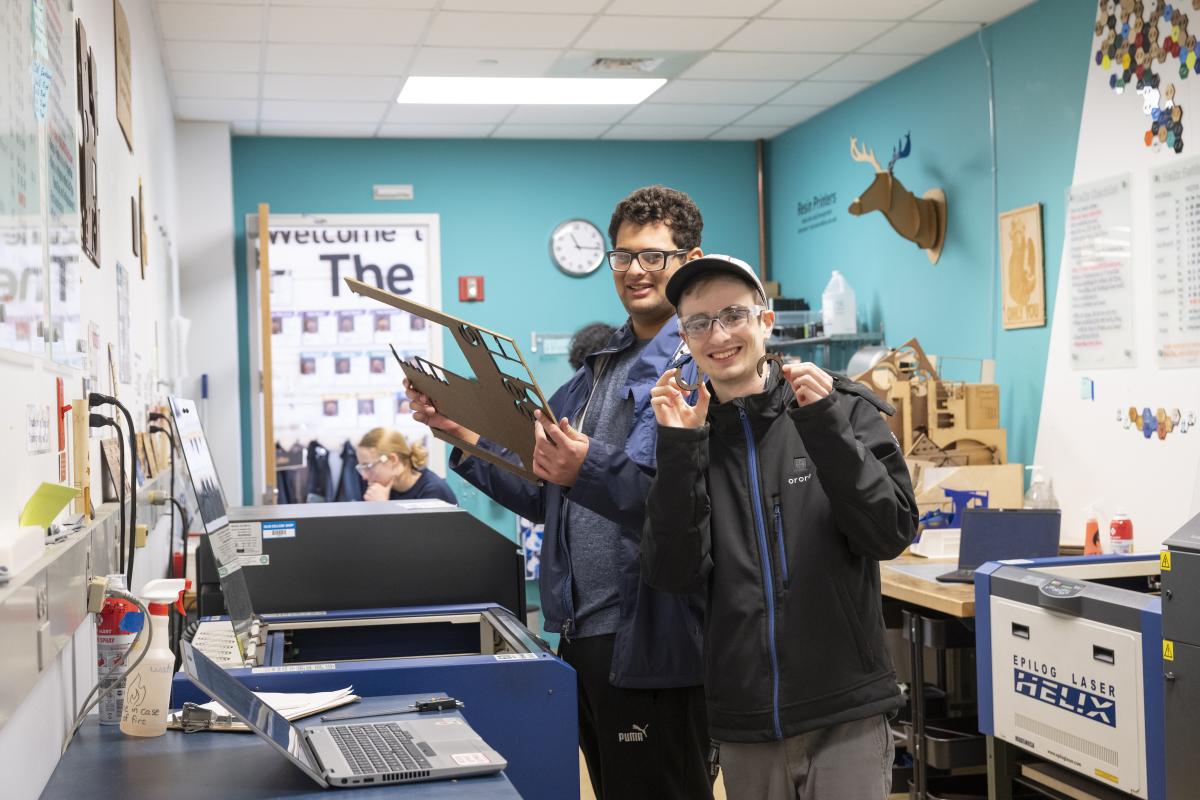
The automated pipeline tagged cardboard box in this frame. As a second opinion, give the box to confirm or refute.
[909,461,1024,517]
[965,384,1000,429]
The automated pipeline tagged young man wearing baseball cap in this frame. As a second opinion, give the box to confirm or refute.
[640,254,918,799]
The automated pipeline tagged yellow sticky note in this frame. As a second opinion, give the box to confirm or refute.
[19,482,81,527]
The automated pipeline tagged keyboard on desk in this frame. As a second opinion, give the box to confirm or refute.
[328,723,434,775]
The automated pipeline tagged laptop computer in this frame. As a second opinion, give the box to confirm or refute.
[181,641,507,789]
[935,508,1061,584]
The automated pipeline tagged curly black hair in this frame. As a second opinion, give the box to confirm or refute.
[568,322,616,371]
[608,185,703,251]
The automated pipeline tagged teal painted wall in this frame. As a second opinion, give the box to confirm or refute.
[230,137,759,627]
[765,0,1096,471]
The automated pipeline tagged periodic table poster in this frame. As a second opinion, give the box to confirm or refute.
[262,215,442,467]
[1151,158,1200,368]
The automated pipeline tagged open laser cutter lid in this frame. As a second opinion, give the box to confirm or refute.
[169,396,257,659]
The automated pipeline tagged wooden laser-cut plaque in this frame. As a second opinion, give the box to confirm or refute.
[76,19,100,267]
[345,277,552,484]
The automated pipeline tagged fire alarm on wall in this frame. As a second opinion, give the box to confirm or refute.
[458,276,484,302]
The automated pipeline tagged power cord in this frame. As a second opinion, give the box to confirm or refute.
[149,419,176,575]
[89,413,127,575]
[90,394,138,588]
[63,583,152,754]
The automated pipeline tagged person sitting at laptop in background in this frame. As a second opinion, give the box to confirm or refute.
[640,254,919,800]
[356,427,457,504]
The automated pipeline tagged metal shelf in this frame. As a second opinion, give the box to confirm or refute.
[768,332,884,347]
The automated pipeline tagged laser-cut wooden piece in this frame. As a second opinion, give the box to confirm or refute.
[345,277,553,484]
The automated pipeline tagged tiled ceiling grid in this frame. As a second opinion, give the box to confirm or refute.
[153,0,1034,140]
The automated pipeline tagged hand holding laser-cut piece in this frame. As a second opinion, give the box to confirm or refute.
[345,277,553,483]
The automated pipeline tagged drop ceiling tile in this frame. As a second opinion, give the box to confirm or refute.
[769,80,868,105]
[491,124,611,138]
[858,21,978,54]
[721,19,892,53]
[259,122,382,137]
[602,125,718,140]
[575,16,744,51]
[683,52,837,80]
[378,123,497,137]
[409,47,562,77]
[731,105,824,127]
[266,44,412,75]
[646,79,793,105]
[442,0,606,10]
[425,12,591,48]
[623,103,756,125]
[505,105,635,124]
[268,7,430,45]
[387,104,515,124]
[915,0,1034,23]
[158,0,259,4]
[605,0,774,15]
[164,41,261,73]
[261,99,387,123]
[176,98,260,121]
[708,125,788,140]
[171,71,259,100]
[763,0,937,19]
[263,74,400,102]
[157,4,264,42]
[808,53,921,81]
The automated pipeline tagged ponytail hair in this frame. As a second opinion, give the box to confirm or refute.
[357,427,427,470]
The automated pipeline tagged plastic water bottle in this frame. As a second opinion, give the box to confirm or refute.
[821,271,857,335]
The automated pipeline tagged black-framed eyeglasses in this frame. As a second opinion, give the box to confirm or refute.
[606,249,688,272]
[679,304,768,339]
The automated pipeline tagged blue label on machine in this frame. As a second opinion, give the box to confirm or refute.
[1014,669,1116,728]
[262,521,296,539]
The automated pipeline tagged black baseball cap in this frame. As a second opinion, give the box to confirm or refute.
[665,254,766,308]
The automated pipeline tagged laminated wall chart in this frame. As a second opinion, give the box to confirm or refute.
[1151,157,1200,367]
[1066,175,1137,368]
[266,221,437,455]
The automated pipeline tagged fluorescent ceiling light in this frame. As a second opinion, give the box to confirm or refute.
[397,77,665,105]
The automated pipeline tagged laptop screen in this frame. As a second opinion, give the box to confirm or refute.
[170,396,257,660]
[182,641,322,780]
[957,509,1062,571]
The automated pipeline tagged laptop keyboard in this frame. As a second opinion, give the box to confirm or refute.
[329,723,433,775]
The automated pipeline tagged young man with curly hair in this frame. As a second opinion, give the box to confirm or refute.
[405,186,713,799]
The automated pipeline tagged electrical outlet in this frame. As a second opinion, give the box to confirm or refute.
[25,404,51,454]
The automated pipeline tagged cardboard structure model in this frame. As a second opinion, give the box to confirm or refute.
[345,277,552,483]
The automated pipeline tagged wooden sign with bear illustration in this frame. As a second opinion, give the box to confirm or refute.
[344,277,553,483]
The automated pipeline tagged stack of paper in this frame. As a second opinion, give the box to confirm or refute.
[169,687,359,732]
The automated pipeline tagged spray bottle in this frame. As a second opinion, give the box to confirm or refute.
[96,574,142,724]
[120,578,185,737]
[1083,505,1104,556]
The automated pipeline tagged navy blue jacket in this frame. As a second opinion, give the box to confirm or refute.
[451,320,705,688]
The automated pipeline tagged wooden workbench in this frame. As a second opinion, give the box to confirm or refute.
[880,554,975,618]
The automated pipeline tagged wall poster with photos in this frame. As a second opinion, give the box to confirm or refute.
[257,214,442,476]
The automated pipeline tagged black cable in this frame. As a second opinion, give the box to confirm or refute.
[91,394,138,587]
[89,413,125,574]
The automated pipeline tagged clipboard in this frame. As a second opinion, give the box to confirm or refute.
[345,277,553,484]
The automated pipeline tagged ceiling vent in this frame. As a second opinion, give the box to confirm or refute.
[589,57,664,73]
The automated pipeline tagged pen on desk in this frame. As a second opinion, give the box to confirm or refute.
[320,696,462,723]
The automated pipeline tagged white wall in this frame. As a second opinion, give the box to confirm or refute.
[0,0,181,794]
[1035,31,1200,550]
[176,121,242,501]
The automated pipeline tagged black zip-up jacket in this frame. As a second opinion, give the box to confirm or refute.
[641,365,918,743]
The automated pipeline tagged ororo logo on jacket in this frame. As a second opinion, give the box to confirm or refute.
[618,724,649,743]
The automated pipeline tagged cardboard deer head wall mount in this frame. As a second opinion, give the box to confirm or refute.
[848,133,947,264]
